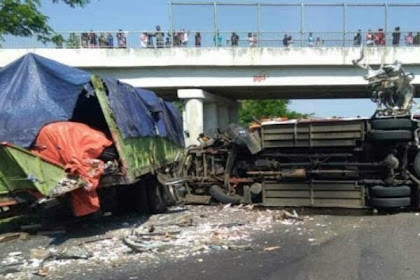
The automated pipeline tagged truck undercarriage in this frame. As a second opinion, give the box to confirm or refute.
[177,117,420,209]
[173,52,420,210]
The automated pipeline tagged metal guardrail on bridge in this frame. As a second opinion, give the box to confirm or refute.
[3,30,420,49]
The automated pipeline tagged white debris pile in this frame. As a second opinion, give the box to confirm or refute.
[120,205,303,258]
[0,205,304,278]
[77,205,304,265]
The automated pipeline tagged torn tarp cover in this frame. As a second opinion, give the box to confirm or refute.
[104,79,184,146]
[164,101,184,146]
[136,88,184,146]
[136,88,164,113]
[103,78,157,138]
[0,53,91,148]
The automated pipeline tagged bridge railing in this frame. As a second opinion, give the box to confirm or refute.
[2,30,418,49]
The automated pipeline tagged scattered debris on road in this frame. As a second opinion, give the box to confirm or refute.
[0,205,306,278]
[264,246,280,251]
[0,232,29,243]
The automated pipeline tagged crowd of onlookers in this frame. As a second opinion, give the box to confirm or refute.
[140,26,190,48]
[353,27,420,46]
[59,30,128,48]
[52,26,420,49]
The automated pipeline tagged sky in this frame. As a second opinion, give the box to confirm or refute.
[38,0,420,118]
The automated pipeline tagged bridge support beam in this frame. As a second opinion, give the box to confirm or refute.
[178,89,238,146]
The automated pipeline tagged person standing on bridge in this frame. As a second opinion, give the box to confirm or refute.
[392,26,401,46]
[374,28,385,46]
[214,30,222,47]
[140,32,148,48]
[248,33,257,47]
[117,30,127,48]
[182,29,189,47]
[283,34,288,47]
[106,33,113,48]
[353,30,362,46]
[308,33,314,47]
[155,26,164,48]
[81,33,88,48]
[231,32,239,47]
[406,32,414,45]
[366,29,374,47]
[99,33,107,48]
[195,32,201,47]
[405,32,414,46]
[88,31,97,48]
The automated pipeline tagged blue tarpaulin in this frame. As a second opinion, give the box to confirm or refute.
[164,101,184,146]
[103,79,184,146]
[103,78,157,139]
[136,88,163,113]
[135,88,184,145]
[0,53,91,147]
[0,53,184,148]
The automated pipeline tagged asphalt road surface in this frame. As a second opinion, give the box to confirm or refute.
[58,211,420,280]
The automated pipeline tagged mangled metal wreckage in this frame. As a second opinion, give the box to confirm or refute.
[0,54,184,217]
[2,51,420,216]
[172,54,420,210]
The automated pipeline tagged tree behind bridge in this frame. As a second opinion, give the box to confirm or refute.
[0,0,89,42]
[239,99,310,126]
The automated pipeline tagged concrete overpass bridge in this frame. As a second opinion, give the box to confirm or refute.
[3,47,420,99]
[2,47,420,145]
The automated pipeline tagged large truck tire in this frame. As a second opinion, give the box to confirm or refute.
[370,185,411,198]
[413,152,420,178]
[371,119,413,130]
[160,183,177,207]
[369,197,411,208]
[209,185,241,204]
[369,130,412,141]
[147,183,167,214]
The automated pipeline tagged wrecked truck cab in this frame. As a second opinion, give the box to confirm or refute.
[0,53,184,217]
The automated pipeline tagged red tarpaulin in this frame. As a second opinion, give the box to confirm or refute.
[31,122,113,216]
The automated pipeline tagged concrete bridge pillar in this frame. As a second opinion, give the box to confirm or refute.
[183,98,204,147]
[178,89,238,146]
[217,105,229,130]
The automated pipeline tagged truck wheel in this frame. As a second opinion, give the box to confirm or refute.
[370,197,410,208]
[413,152,420,178]
[369,130,412,141]
[209,185,241,205]
[160,184,177,206]
[370,185,411,198]
[147,183,167,214]
[371,119,413,130]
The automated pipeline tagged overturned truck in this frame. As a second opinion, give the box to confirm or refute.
[0,54,183,217]
[177,57,420,210]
